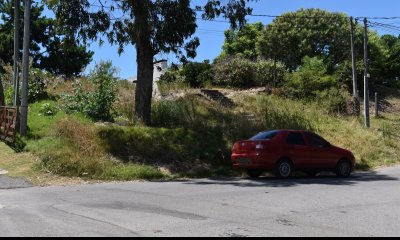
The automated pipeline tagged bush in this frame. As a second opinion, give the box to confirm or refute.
[39,102,59,116]
[28,69,49,103]
[62,61,118,121]
[213,56,255,88]
[315,87,351,115]
[159,61,213,88]
[284,56,338,98]
[158,69,182,84]
[253,59,286,87]
[4,86,14,106]
[181,60,213,88]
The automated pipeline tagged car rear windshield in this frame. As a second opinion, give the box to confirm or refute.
[249,130,280,140]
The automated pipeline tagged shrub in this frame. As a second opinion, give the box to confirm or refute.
[28,68,51,103]
[3,86,14,106]
[315,87,351,115]
[181,60,213,88]
[284,56,338,98]
[213,56,255,88]
[38,102,59,116]
[158,65,184,84]
[159,61,213,88]
[158,69,178,84]
[253,59,286,87]
[62,61,118,121]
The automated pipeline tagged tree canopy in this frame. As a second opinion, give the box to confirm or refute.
[221,22,264,60]
[218,8,400,87]
[257,8,350,72]
[0,0,93,77]
[47,0,254,125]
[380,34,400,80]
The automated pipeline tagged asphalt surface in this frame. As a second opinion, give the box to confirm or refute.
[0,167,400,237]
[0,170,33,189]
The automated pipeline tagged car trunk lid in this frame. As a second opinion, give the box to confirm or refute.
[234,140,257,154]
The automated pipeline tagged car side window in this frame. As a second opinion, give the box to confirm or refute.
[286,132,306,145]
[305,133,329,148]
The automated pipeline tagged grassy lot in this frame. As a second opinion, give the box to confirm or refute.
[0,141,90,186]
[1,86,399,185]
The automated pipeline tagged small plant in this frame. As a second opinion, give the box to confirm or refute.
[39,102,59,116]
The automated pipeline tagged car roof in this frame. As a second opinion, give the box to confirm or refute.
[256,129,309,135]
[264,129,307,133]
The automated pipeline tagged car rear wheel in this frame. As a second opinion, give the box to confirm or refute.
[275,159,293,179]
[246,169,263,179]
[336,159,352,178]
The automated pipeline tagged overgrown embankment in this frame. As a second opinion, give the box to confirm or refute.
[4,88,397,183]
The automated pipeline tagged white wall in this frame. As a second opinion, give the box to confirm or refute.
[153,60,168,97]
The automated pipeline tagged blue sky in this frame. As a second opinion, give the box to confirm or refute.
[75,0,400,79]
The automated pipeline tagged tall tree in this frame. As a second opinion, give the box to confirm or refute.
[47,0,254,125]
[221,22,264,60]
[257,8,350,72]
[0,0,93,77]
[380,34,400,80]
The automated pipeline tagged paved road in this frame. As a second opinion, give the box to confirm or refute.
[0,172,33,189]
[0,167,400,237]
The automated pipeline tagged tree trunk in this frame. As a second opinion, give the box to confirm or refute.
[132,0,153,125]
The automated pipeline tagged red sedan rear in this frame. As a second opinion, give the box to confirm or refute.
[231,130,356,178]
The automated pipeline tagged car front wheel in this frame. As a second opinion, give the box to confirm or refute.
[275,159,293,179]
[336,159,352,178]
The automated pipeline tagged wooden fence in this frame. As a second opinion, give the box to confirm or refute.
[0,107,18,143]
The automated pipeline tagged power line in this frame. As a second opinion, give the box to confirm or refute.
[369,21,400,34]
[370,22,400,31]
[370,25,400,34]
[195,8,400,20]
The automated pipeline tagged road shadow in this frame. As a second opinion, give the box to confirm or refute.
[180,170,398,188]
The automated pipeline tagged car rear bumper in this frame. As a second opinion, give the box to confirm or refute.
[231,153,274,169]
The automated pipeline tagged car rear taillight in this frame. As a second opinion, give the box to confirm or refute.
[232,142,239,152]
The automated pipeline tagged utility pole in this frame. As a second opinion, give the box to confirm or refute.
[20,0,31,136]
[363,18,370,128]
[13,0,20,107]
[350,17,359,115]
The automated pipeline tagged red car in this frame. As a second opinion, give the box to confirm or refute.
[231,130,356,179]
